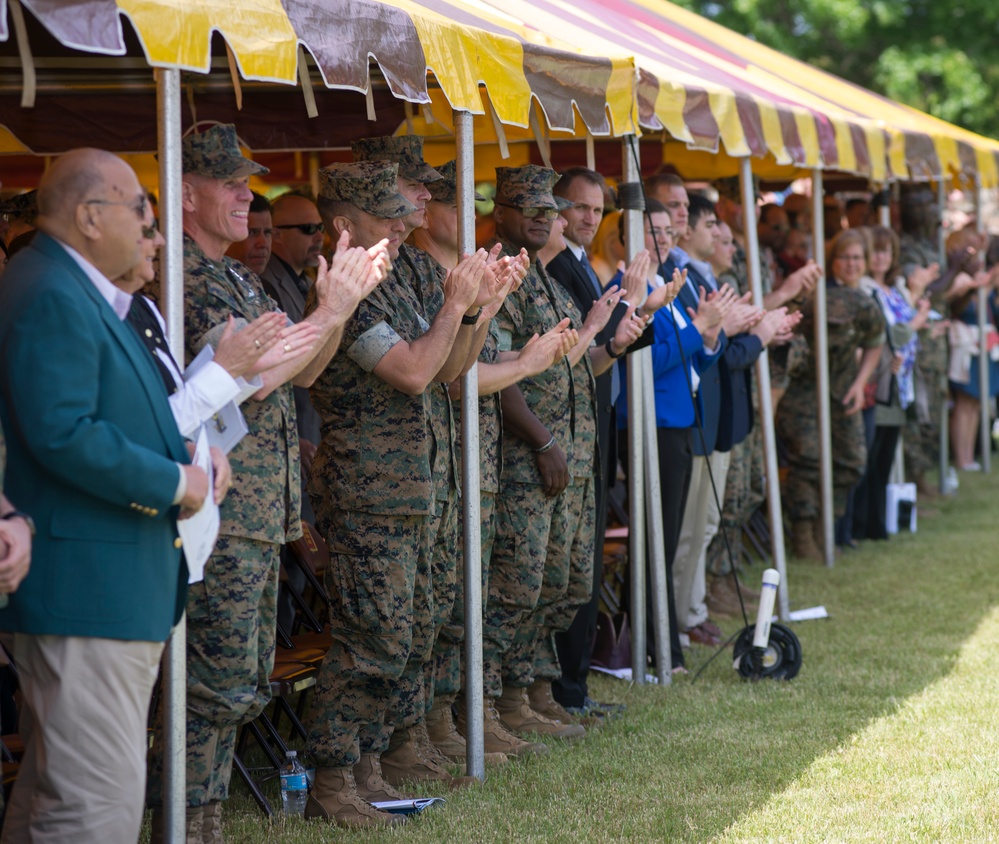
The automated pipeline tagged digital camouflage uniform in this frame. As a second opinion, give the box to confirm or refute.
[899,234,947,480]
[533,282,596,682]
[145,125,297,810]
[485,165,577,696]
[776,285,885,521]
[303,161,437,769]
[148,237,300,808]
[352,138,466,715]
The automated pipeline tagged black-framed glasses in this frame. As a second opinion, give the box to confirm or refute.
[142,218,159,240]
[275,222,324,235]
[496,202,558,220]
[84,195,148,220]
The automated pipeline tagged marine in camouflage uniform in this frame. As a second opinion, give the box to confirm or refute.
[302,162,437,779]
[486,166,579,703]
[899,230,946,484]
[352,138,470,724]
[146,127,301,816]
[776,284,885,522]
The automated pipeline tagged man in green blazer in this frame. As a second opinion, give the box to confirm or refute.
[0,149,210,844]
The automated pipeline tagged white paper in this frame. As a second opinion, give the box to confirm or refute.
[178,427,221,584]
[203,402,249,455]
[771,605,829,622]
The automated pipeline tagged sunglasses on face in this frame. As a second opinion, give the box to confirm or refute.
[496,203,559,220]
[275,222,324,235]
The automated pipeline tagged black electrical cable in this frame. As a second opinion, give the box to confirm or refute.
[623,136,754,680]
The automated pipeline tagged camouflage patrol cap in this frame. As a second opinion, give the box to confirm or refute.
[0,189,37,222]
[428,160,486,204]
[351,135,442,183]
[495,165,560,210]
[554,195,574,212]
[181,124,269,178]
[318,161,417,219]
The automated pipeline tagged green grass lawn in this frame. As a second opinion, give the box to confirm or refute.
[148,469,999,843]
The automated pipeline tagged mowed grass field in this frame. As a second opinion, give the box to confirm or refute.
[145,468,999,843]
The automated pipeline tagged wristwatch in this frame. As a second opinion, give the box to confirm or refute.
[1,510,35,538]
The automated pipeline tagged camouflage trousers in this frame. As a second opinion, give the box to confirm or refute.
[777,384,867,521]
[905,368,947,480]
[147,535,279,808]
[428,489,460,705]
[483,481,560,697]
[706,425,766,576]
[534,476,595,681]
[305,510,432,768]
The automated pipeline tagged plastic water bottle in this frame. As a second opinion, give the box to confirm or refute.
[280,750,309,816]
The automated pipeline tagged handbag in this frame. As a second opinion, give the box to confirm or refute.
[591,611,631,670]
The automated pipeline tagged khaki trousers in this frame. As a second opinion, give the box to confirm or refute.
[2,633,164,844]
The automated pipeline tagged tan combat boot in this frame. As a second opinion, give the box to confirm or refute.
[791,520,823,561]
[496,685,585,740]
[200,801,222,844]
[353,753,410,804]
[381,726,476,790]
[149,806,204,844]
[461,696,548,758]
[304,766,404,828]
[433,695,511,765]
[527,679,600,728]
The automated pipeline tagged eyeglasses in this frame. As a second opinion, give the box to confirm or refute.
[496,203,558,220]
[275,222,324,235]
[84,195,148,220]
[142,218,159,240]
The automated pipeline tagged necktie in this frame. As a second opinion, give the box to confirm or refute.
[579,250,620,403]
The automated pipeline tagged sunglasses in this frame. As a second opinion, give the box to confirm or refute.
[275,222,324,235]
[496,203,559,220]
[84,195,148,220]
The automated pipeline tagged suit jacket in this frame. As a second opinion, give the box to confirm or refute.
[665,257,727,454]
[260,254,321,448]
[0,232,190,641]
[547,248,653,482]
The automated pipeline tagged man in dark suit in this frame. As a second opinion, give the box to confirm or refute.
[546,168,655,714]
[0,148,210,843]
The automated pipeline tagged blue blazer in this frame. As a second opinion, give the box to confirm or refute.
[616,272,722,432]
[0,233,190,641]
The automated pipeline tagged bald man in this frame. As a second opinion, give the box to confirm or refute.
[0,148,209,843]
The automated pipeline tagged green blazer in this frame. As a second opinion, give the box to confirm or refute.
[0,232,190,641]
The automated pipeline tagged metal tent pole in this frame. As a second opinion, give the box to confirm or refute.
[811,170,834,566]
[454,109,484,780]
[740,158,789,620]
[938,178,950,493]
[975,177,991,473]
[622,135,647,682]
[156,67,186,844]
[878,183,891,228]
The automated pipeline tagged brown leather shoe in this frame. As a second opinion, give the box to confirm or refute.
[462,697,549,758]
[353,753,409,803]
[496,685,585,739]
[527,679,600,728]
[304,767,404,828]
[685,623,722,647]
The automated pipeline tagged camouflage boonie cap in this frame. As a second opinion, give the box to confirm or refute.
[0,189,37,222]
[495,165,560,210]
[351,135,442,183]
[181,124,269,178]
[318,161,417,219]
[428,160,486,204]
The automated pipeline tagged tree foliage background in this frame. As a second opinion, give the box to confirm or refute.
[671,0,999,139]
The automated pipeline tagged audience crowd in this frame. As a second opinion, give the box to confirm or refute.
[1,129,997,841]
